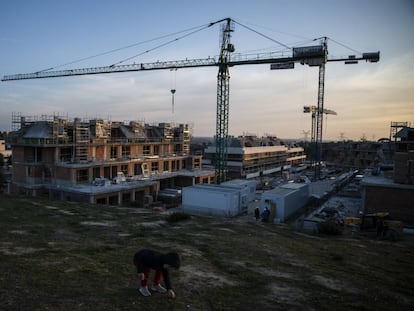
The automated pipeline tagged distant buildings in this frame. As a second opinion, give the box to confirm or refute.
[8,110,413,226]
[361,126,414,226]
[322,140,389,169]
[8,114,215,206]
[203,135,306,179]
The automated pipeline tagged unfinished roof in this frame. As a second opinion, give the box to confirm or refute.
[22,122,53,139]
[11,114,192,144]
[119,124,146,140]
[227,135,285,148]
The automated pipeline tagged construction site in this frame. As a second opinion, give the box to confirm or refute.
[1,0,414,306]
[8,112,215,206]
[2,18,413,229]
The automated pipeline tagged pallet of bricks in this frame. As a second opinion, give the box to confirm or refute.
[394,150,414,184]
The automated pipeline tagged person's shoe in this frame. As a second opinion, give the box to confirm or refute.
[139,286,151,297]
[151,284,167,293]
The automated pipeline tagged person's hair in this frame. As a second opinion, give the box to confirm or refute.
[164,252,180,269]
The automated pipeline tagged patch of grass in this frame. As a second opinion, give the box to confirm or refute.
[165,211,191,223]
[330,252,344,262]
[317,220,343,235]
[1,194,414,310]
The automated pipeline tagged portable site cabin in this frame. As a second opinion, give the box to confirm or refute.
[182,185,241,217]
[220,179,256,213]
[260,182,309,223]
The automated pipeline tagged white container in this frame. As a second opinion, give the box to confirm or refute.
[192,182,254,214]
[220,179,256,213]
[182,185,240,217]
[260,183,309,223]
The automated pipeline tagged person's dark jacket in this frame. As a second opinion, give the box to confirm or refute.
[133,249,180,290]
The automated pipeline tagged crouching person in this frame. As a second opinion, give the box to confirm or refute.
[133,248,180,298]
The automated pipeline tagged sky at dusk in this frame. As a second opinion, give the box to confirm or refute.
[1,0,413,141]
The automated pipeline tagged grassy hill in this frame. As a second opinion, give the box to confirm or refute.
[1,194,413,311]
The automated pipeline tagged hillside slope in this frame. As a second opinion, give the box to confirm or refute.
[1,194,413,310]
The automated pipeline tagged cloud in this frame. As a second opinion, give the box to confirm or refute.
[1,51,412,141]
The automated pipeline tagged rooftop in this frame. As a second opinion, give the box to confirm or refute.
[362,174,414,190]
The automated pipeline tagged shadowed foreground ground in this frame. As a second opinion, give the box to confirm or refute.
[1,194,413,310]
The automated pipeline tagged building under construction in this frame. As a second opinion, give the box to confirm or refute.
[203,135,306,179]
[9,113,215,206]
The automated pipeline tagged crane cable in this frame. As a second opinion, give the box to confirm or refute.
[38,22,214,73]
[110,23,213,66]
[38,18,336,73]
[312,36,363,56]
[232,19,292,50]
[327,37,362,55]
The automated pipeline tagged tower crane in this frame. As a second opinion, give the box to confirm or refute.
[1,18,380,183]
[303,105,337,174]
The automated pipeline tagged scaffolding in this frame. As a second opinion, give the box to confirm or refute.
[12,112,55,131]
[90,119,111,139]
[179,124,191,154]
[11,113,193,160]
[74,118,89,163]
[159,123,173,141]
[11,112,23,131]
[53,116,69,144]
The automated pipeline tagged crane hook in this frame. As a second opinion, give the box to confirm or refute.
[171,89,176,113]
[170,68,177,114]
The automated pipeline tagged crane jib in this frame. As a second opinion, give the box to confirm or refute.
[1,46,334,81]
[1,51,380,82]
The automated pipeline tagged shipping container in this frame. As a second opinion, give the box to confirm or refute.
[220,179,256,213]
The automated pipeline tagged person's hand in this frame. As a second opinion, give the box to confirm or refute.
[137,273,145,281]
[168,289,176,299]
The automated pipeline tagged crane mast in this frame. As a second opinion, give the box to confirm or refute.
[304,104,337,172]
[1,18,380,182]
[315,38,327,180]
[215,18,234,183]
